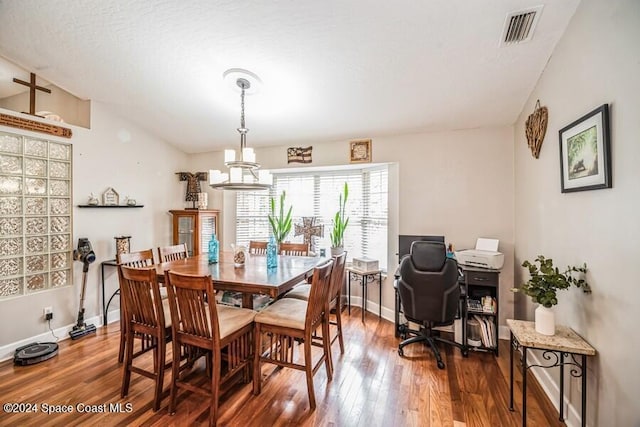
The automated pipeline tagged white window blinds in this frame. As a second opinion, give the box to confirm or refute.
[236,165,388,270]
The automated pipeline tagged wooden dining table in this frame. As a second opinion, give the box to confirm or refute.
[155,251,325,309]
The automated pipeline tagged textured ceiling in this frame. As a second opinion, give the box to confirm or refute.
[0,0,580,154]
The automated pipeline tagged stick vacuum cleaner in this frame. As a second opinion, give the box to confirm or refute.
[69,238,97,340]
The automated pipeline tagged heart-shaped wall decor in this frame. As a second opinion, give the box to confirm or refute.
[525,100,548,159]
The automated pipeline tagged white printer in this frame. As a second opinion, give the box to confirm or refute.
[455,238,504,270]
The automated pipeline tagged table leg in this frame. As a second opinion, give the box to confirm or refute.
[582,355,587,427]
[509,332,514,411]
[559,353,565,421]
[242,293,254,310]
[378,272,382,318]
[348,272,352,315]
[522,346,528,427]
[362,274,367,323]
[101,262,107,325]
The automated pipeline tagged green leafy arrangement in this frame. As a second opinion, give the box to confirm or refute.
[514,255,591,308]
[268,191,292,244]
[330,182,349,248]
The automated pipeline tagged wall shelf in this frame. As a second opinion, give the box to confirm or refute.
[77,205,144,208]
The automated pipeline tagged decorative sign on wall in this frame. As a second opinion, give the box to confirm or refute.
[287,146,312,164]
[350,139,372,163]
[525,100,548,159]
[102,187,120,206]
[0,113,73,138]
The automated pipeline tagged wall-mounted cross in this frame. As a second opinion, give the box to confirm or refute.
[294,217,324,255]
[12,73,51,116]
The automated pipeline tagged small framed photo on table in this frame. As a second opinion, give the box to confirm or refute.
[350,139,372,163]
[559,104,611,193]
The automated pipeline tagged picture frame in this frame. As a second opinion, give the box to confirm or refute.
[350,139,372,163]
[559,104,611,193]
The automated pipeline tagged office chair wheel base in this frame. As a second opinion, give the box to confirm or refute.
[437,360,445,370]
[398,348,404,357]
[462,349,469,357]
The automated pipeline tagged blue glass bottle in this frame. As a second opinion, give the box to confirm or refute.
[267,236,277,269]
[208,234,219,264]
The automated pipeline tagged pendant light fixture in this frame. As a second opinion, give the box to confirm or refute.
[209,69,272,190]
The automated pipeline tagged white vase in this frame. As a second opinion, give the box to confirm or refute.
[535,305,555,336]
[330,246,344,256]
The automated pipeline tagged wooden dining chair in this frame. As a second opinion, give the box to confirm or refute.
[158,243,188,263]
[249,240,268,255]
[164,270,256,427]
[118,265,172,412]
[278,242,310,256]
[117,249,156,363]
[284,252,347,362]
[253,259,334,410]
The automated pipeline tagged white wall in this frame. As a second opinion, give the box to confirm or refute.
[0,102,188,352]
[514,0,640,425]
[189,126,515,326]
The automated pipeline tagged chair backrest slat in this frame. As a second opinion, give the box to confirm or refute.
[249,241,268,255]
[119,265,164,329]
[164,270,219,351]
[118,249,155,267]
[158,243,188,263]
[279,242,310,256]
[305,260,334,330]
[328,252,347,303]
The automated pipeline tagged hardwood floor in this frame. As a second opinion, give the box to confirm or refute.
[0,308,562,426]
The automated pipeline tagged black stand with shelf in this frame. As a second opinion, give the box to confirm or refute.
[460,265,500,355]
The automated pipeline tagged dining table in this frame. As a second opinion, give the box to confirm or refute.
[155,251,325,309]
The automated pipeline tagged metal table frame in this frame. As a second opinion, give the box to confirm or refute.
[100,259,118,325]
[347,268,382,322]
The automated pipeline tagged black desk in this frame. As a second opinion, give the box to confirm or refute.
[101,259,118,325]
[346,267,382,323]
[507,319,595,427]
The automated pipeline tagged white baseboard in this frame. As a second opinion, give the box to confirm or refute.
[0,314,104,363]
[522,349,582,427]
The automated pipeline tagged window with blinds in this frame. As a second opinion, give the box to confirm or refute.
[236,165,389,270]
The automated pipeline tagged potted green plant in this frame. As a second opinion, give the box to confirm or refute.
[268,191,292,245]
[513,255,591,335]
[330,182,349,256]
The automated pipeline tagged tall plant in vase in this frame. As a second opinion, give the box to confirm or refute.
[268,191,292,245]
[330,182,349,256]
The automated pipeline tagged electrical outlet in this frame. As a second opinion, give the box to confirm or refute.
[43,307,53,321]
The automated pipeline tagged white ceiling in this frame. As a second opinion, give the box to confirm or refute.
[0,0,580,154]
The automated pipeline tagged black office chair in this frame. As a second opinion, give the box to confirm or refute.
[396,241,465,369]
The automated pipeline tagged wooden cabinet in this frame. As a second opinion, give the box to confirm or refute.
[169,210,219,256]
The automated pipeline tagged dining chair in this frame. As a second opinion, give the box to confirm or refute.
[249,240,268,255]
[164,270,256,427]
[158,243,188,263]
[116,249,156,363]
[284,252,347,361]
[118,265,172,412]
[253,259,334,410]
[278,242,310,256]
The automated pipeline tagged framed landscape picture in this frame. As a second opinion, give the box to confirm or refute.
[559,104,611,193]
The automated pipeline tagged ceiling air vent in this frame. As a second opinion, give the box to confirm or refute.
[501,5,543,45]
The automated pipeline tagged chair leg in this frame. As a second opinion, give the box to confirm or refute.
[253,324,262,396]
[334,303,345,354]
[209,351,221,427]
[152,335,165,412]
[169,340,180,415]
[120,329,134,398]
[118,309,126,363]
[323,318,333,380]
[303,335,316,410]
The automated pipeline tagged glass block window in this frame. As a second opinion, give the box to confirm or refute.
[0,131,72,299]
